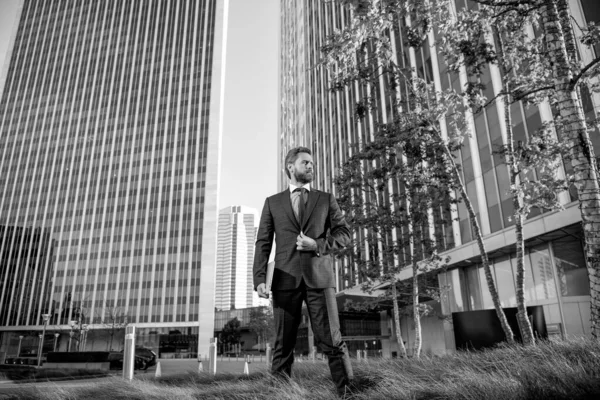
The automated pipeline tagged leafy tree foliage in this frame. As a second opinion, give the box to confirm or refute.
[247,306,275,351]
[219,317,242,354]
[335,111,456,358]
[327,0,600,343]
[323,0,517,347]
[433,0,600,339]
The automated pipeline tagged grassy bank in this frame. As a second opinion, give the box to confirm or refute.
[6,339,600,400]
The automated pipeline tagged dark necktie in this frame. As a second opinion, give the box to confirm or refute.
[293,188,307,225]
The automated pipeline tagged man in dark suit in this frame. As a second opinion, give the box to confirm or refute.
[253,146,353,397]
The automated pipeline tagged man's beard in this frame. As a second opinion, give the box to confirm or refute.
[294,170,313,184]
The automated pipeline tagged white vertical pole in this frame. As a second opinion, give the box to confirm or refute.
[123,326,136,380]
[266,342,272,369]
[208,337,218,375]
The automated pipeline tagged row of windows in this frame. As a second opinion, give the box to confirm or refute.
[439,234,589,315]
[56,261,200,277]
[54,278,201,293]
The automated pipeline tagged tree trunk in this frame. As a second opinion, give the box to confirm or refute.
[412,257,422,358]
[543,0,600,339]
[435,127,515,343]
[514,209,536,345]
[503,94,536,346]
[494,26,536,346]
[392,282,408,357]
[407,190,422,358]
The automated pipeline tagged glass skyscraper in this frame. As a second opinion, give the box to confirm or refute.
[0,0,228,358]
[215,205,262,311]
[279,0,596,355]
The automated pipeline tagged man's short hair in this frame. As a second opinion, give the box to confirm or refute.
[285,146,312,179]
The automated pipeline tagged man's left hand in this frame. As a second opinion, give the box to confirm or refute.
[296,231,317,252]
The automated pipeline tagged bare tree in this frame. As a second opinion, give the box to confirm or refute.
[97,305,129,351]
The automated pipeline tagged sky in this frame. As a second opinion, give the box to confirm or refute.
[0,0,279,216]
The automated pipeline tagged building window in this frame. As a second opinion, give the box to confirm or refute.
[552,236,590,297]
[438,268,465,314]
[529,245,557,301]
[494,256,516,307]
[464,265,482,310]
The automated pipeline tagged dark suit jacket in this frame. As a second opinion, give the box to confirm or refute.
[253,188,350,290]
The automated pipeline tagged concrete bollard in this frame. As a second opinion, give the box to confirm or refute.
[356,349,362,362]
[208,338,218,375]
[363,350,368,362]
[198,358,203,373]
[155,362,162,378]
[312,346,317,363]
[266,343,272,369]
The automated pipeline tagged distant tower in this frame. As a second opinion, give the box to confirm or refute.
[216,206,264,310]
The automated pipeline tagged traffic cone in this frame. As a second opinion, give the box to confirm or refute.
[243,356,250,375]
[155,361,162,378]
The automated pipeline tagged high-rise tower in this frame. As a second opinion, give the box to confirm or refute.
[215,206,262,311]
[0,0,228,357]
[279,0,596,354]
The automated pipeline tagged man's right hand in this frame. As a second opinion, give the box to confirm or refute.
[257,283,269,299]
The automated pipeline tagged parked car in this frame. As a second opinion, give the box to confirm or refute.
[108,347,157,371]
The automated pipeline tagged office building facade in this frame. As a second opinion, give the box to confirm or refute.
[215,205,263,311]
[279,0,596,355]
[0,0,228,359]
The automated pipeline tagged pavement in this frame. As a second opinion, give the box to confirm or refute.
[143,357,270,376]
[0,357,271,396]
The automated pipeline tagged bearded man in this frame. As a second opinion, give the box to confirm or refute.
[253,146,354,397]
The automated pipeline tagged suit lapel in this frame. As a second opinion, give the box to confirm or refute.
[302,189,320,230]
[280,189,301,230]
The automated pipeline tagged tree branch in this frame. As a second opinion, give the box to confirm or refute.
[571,56,600,89]
[470,0,537,7]
[513,85,554,101]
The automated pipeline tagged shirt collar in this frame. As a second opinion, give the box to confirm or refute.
[289,183,311,193]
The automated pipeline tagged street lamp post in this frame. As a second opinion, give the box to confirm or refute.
[17,335,24,357]
[53,333,60,352]
[37,334,43,364]
[37,313,50,367]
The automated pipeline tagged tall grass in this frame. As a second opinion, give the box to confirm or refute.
[8,338,600,400]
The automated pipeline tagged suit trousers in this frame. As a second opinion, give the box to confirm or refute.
[271,280,353,391]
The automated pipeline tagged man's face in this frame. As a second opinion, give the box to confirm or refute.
[290,152,314,184]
